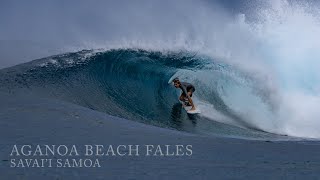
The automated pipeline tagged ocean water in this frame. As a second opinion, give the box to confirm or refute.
[0,49,312,141]
[1,0,320,140]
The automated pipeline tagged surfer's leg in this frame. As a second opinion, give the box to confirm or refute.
[187,91,196,111]
[180,93,191,107]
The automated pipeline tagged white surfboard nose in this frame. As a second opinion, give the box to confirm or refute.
[187,109,201,114]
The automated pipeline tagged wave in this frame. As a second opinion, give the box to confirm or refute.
[0,48,305,140]
[1,1,320,139]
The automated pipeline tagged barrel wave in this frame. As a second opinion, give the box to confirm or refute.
[0,48,306,140]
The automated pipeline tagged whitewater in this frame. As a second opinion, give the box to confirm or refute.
[1,0,320,139]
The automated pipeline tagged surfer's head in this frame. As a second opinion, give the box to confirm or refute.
[173,78,180,88]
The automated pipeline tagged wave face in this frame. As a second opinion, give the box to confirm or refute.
[1,0,320,140]
[0,49,304,140]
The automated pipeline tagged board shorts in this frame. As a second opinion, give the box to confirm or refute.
[181,86,195,97]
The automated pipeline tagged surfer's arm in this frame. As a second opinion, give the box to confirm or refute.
[181,86,189,98]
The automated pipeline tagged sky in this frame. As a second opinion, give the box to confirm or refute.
[0,0,314,68]
[1,0,320,138]
[0,0,253,68]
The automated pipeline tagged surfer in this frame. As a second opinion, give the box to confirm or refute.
[172,78,196,111]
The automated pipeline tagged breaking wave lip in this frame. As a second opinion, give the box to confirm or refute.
[0,48,315,141]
